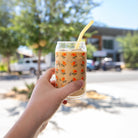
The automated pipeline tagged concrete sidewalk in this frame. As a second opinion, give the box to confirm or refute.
[0,80,138,138]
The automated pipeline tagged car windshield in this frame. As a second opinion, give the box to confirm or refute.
[87,59,93,63]
[18,59,23,64]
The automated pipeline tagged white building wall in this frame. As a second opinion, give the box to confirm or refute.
[45,53,52,67]
[45,53,55,68]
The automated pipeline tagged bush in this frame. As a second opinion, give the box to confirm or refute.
[12,87,18,92]
[25,82,35,99]
[0,63,7,72]
[86,44,97,59]
[11,82,35,99]
[117,33,138,69]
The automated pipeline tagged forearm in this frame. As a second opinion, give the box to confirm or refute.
[4,106,46,138]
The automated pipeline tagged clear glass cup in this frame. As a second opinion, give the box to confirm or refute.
[55,41,87,99]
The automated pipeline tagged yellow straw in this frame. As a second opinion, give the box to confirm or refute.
[75,20,94,49]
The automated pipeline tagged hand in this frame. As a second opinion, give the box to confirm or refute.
[5,68,84,138]
[28,68,83,123]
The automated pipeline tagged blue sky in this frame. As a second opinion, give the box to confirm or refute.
[92,0,138,29]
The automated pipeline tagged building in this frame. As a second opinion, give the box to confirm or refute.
[87,26,135,61]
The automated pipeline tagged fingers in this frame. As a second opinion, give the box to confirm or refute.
[41,68,55,82]
[57,80,84,100]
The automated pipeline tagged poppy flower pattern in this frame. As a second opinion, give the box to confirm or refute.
[81,61,85,66]
[55,68,58,73]
[56,75,58,80]
[56,52,58,57]
[61,61,66,67]
[82,52,85,56]
[62,52,67,58]
[55,83,58,87]
[71,53,77,59]
[71,61,77,67]
[61,69,65,75]
[60,77,66,83]
[55,51,86,95]
[55,60,59,66]
[72,77,77,81]
[81,77,84,80]
[72,69,77,75]
[81,69,85,74]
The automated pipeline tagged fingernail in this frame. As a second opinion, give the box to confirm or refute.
[63,100,67,104]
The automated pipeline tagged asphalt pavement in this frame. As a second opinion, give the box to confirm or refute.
[87,70,138,83]
[0,70,138,93]
[0,70,138,138]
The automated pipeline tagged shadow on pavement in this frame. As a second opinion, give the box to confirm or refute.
[60,90,138,114]
[4,90,138,133]
[6,102,28,116]
[49,121,65,132]
[5,101,64,132]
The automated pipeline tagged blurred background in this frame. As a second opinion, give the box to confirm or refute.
[0,0,138,138]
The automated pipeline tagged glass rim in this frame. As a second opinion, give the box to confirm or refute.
[57,41,85,44]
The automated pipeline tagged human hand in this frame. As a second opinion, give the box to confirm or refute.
[27,67,84,124]
[5,68,83,138]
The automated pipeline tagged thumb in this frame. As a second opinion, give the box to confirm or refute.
[57,80,84,100]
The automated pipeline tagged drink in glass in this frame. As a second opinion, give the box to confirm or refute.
[55,41,87,99]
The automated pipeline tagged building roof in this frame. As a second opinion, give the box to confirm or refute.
[89,26,137,37]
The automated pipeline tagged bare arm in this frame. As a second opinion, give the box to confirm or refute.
[4,68,83,138]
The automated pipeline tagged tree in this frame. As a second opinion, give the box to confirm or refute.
[12,0,99,79]
[0,27,19,72]
[0,0,19,72]
[117,32,138,68]
[86,44,97,59]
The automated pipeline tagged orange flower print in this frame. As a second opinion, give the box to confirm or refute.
[55,83,58,87]
[56,68,58,73]
[72,69,77,75]
[61,77,66,83]
[81,69,84,74]
[56,60,58,64]
[56,52,58,56]
[61,61,66,66]
[71,61,77,67]
[81,77,84,80]
[72,78,77,81]
[62,52,67,58]
[82,52,85,56]
[72,53,76,56]
[81,61,85,66]
[73,70,77,73]
[61,77,65,81]
[56,75,58,80]
[61,69,65,73]
[61,69,65,75]
[71,53,77,59]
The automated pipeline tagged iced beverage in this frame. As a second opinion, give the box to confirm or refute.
[55,41,86,99]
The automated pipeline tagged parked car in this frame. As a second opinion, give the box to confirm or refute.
[10,58,47,74]
[94,61,101,70]
[102,58,125,71]
[87,59,95,71]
